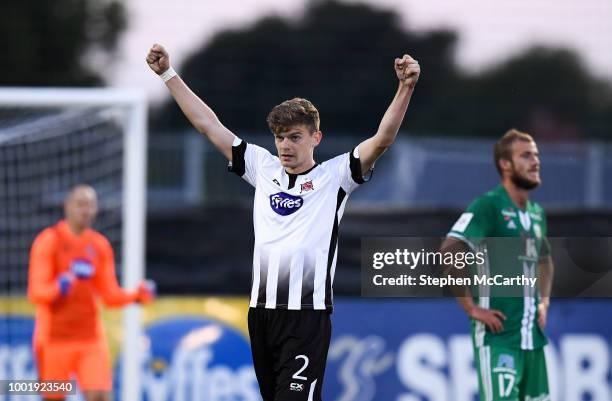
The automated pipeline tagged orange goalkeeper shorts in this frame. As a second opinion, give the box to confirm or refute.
[35,339,112,396]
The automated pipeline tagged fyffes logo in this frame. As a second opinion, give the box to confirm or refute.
[269,192,303,216]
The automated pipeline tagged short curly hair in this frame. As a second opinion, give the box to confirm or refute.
[266,98,320,135]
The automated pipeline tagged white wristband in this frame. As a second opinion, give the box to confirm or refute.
[160,67,177,82]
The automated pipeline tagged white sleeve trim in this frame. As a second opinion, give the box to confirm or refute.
[446,232,477,252]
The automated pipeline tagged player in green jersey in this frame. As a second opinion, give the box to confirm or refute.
[441,129,555,401]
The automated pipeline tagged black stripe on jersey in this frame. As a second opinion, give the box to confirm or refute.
[349,147,373,184]
[349,148,365,184]
[287,164,318,190]
[325,188,346,310]
[301,252,316,308]
[228,140,247,176]
[257,250,269,306]
[288,174,298,190]
[275,253,292,307]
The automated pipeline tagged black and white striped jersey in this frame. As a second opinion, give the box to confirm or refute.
[229,138,367,311]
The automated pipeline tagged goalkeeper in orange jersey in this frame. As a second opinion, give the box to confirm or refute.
[27,184,155,401]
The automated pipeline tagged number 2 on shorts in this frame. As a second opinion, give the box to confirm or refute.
[292,355,309,381]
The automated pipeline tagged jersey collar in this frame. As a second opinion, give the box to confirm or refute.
[496,184,532,212]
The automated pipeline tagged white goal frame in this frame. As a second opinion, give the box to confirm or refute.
[0,87,147,401]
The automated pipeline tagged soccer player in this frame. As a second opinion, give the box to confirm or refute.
[146,43,420,400]
[442,130,554,401]
[28,185,155,401]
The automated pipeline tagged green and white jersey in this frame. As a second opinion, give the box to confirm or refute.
[447,185,550,350]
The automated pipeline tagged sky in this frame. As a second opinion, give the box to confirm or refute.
[109,0,612,103]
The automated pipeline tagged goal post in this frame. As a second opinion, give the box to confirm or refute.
[0,87,147,401]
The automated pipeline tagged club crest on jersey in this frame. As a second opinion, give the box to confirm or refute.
[270,192,303,216]
[85,244,96,258]
[529,212,542,221]
[300,179,314,194]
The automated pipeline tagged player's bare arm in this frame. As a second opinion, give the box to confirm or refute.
[357,54,420,173]
[146,43,235,160]
[440,237,507,333]
[537,255,554,329]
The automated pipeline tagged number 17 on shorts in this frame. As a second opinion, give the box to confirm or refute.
[475,345,550,401]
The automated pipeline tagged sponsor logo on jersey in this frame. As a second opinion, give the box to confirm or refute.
[270,192,304,216]
[290,383,304,392]
[273,179,280,186]
[70,258,95,279]
[501,208,517,218]
[300,180,314,193]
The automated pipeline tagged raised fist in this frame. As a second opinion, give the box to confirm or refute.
[394,55,420,89]
[146,43,171,75]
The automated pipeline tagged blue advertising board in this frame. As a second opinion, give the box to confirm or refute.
[326,299,612,401]
[1,298,610,401]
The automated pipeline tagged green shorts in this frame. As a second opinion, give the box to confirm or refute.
[474,345,550,401]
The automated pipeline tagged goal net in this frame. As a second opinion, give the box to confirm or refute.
[0,88,147,401]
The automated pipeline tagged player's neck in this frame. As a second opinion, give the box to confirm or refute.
[286,160,316,175]
[66,220,87,236]
[501,180,529,210]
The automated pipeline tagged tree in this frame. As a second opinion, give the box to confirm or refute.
[154,0,612,140]
[155,0,459,135]
[442,46,612,139]
[0,0,126,86]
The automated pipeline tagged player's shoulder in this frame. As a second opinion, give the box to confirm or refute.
[88,229,112,250]
[245,142,279,167]
[244,141,267,153]
[529,200,545,213]
[320,152,356,184]
[467,188,500,213]
[32,226,59,247]
[320,152,349,168]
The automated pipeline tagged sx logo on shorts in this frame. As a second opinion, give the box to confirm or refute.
[289,383,304,392]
